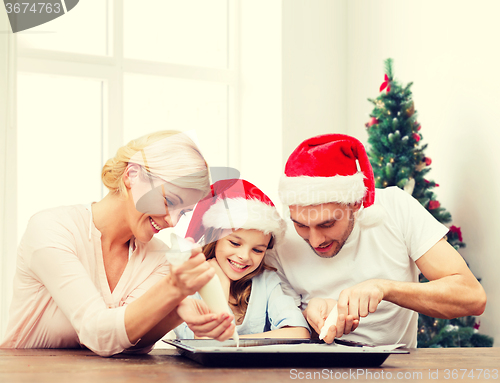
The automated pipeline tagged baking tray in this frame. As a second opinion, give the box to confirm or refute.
[164,338,409,367]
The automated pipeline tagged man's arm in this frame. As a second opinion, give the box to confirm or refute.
[337,238,486,321]
[383,237,486,318]
[312,238,486,343]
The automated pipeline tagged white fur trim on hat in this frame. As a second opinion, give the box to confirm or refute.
[202,198,287,243]
[279,172,366,206]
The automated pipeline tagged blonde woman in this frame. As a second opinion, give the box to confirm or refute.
[1,131,234,356]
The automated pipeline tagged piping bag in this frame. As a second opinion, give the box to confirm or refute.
[167,233,240,347]
[319,303,339,341]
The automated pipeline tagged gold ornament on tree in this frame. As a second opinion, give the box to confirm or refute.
[416,157,432,172]
[415,162,427,172]
[406,101,415,117]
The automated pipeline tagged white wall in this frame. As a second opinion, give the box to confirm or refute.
[346,0,500,345]
[249,0,499,344]
[239,0,283,207]
[239,0,348,210]
[282,0,348,163]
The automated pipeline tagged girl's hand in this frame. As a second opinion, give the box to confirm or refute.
[177,298,235,341]
[169,244,214,297]
[208,258,231,300]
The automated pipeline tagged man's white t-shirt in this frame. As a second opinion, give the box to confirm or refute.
[267,187,449,348]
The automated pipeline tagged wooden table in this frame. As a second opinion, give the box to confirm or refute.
[0,347,498,383]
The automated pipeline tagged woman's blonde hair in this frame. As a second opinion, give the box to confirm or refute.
[202,227,276,319]
[101,130,210,196]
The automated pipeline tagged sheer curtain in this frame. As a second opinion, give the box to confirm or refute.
[0,9,17,338]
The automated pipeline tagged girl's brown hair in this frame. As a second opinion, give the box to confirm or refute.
[202,228,276,319]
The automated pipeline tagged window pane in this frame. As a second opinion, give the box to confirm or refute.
[124,0,228,69]
[124,74,228,244]
[17,0,110,56]
[124,73,228,168]
[17,73,104,242]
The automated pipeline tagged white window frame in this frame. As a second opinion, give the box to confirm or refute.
[1,6,18,339]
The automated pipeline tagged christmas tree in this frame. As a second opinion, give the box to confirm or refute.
[365,58,493,348]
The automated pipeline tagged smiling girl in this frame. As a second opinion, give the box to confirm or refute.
[174,179,310,339]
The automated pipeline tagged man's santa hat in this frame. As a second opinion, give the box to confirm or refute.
[279,134,384,225]
[186,179,287,244]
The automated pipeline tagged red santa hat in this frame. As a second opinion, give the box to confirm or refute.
[279,134,383,224]
[186,179,287,244]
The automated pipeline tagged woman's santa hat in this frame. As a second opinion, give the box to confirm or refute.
[186,179,287,244]
[279,134,384,225]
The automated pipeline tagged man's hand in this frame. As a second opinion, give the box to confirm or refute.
[303,298,359,344]
[177,298,235,341]
[337,279,386,321]
[169,243,215,297]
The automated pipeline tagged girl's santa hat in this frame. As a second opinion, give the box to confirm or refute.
[186,179,287,244]
[279,134,384,225]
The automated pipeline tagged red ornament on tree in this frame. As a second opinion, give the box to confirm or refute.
[412,133,421,142]
[365,117,379,128]
[424,179,439,187]
[380,74,391,93]
[424,157,432,166]
[449,225,463,242]
[428,200,440,210]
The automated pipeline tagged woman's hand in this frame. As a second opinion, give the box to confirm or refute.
[169,243,214,297]
[177,298,235,341]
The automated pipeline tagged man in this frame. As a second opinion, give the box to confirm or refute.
[267,134,486,347]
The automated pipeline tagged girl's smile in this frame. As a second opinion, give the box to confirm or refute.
[227,258,251,273]
[214,229,271,281]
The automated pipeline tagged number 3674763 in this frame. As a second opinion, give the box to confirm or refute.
[5,3,62,14]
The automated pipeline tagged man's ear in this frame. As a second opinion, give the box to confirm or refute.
[123,164,142,189]
[352,201,362,212]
